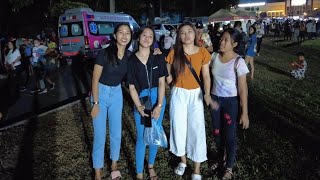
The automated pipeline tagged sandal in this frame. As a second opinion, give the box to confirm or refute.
[222,168,233,180]
[211,162,219,171]
[174,162,187,176]
[148,167,158,180]
[110,170,121,180]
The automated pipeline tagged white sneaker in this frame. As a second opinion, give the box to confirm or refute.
[174,162,187,176]
[191,174,202,180]
[39,88,48,94]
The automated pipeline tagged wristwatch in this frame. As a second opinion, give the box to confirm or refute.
[92,101,99,105]
[157,104,162,108]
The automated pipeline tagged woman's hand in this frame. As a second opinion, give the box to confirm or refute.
[153,48,162,55]
[204,94,212,106]
[137,106,149,117]
[209,99,219,110]
[152,106,161,120]
[91,105,99,119]
[239,113,249,129]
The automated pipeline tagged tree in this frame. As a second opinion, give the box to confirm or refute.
[9,0,34,12]
[115,0,149,23]
[50,0,89,17]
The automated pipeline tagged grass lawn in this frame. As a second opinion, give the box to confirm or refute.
[0,39,320,179]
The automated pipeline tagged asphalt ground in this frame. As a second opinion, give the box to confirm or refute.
[0,60,92,129]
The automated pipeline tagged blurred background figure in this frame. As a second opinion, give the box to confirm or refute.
[195,21,213,53]
[289,52,307,80]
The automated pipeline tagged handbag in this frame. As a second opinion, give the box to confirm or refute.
[144,119,168,148]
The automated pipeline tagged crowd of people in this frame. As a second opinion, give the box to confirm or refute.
[0,30,60,121]
[266,19,319,42]
[0,31,59,95]
[90,21,249,180]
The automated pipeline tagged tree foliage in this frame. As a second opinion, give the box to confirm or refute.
[9,0,34,12]
[115,0,150,22]
[50,0,89,17]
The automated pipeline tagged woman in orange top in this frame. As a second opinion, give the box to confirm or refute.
[166,22,216,180]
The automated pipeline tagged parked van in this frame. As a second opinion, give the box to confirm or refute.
[58,8,140,59]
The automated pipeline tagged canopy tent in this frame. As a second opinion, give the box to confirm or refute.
[234,10,256,19]
[306,9,320,18]
[208,9,240,22]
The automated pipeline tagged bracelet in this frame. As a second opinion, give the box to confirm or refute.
[92,101,99,105]
[137,105,144,111]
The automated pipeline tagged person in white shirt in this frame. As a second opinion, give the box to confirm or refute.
[170,29,177,45]
[209,28,249,180]
[306,21,313,40]
[163,31,174,56]
[5,41,22,74]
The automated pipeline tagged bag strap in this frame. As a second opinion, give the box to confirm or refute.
[184,54,204,93]
[145,55,155,96]
[212,52,218,61]
[234,56,241,95]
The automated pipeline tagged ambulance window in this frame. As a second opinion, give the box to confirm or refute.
[88,21,115,35]
[71,24,82,36]
[60,25,69,37]
[98,23,114,35]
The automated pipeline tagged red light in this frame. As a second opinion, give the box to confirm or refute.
[84,36,90,49]
[72,15,77,20]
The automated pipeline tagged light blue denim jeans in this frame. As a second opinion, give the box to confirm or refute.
[134,87,166,174]
[92,83,123,169]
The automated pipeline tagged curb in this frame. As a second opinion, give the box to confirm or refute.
[0,97,89,131]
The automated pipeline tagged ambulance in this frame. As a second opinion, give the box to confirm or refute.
[58,8,140,59]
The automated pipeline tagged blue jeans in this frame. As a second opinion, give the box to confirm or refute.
[134,87,166,174]
[92,83,123,169]
[210,95,238,169]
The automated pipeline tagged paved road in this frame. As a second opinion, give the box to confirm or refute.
[0,61,92,128]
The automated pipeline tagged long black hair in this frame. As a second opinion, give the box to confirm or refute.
[220,28,243,55]
[171,22,198,86]
[5,40,18,56]
[105,23,132,66]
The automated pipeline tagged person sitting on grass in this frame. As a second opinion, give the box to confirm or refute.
[289,52,307,80]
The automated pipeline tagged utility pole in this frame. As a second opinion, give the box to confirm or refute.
[192,0,196,16]
[146,0,155,25]
[110,0,115,13]
[159,0,162,17]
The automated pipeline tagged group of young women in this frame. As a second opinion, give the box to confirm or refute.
[90,22,249,180]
